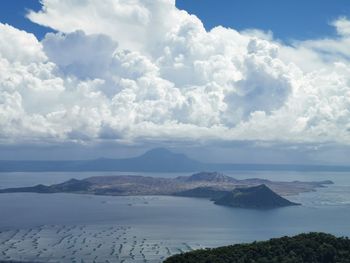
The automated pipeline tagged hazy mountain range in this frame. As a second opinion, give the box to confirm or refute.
[1,148,350,173]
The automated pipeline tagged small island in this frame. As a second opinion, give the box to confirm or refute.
[0,172,332,209]
[214,184,300,209]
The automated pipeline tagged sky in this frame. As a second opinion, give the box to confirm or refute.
[1,0,350,164]
[2,0,350,41]
[177,0,350,41]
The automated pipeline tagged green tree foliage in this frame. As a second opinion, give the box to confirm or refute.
[164,233,350,263]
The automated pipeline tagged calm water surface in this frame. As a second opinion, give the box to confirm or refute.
[0,171,349,262]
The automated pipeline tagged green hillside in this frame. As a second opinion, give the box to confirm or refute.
[164,233,350,263]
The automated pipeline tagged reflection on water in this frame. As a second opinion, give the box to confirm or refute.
[0,171,350,262]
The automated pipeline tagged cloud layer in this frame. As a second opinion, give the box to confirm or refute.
[1,0,350,146]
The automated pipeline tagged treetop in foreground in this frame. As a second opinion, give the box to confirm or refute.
[164,233,350,263]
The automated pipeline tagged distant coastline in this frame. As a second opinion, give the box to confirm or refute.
[1,148,350,173]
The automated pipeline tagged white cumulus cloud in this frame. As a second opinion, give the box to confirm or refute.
[0,0,350,146]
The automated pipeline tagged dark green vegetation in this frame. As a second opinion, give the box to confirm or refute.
[214,184,300,209]
[164,233,350,263]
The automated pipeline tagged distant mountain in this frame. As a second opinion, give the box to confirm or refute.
[83,148,205,172]
[1,148,350,172]
[214,184,300,209]
[0,148,204,172]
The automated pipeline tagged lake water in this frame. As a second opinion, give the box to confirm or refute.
[0,171,350,262]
